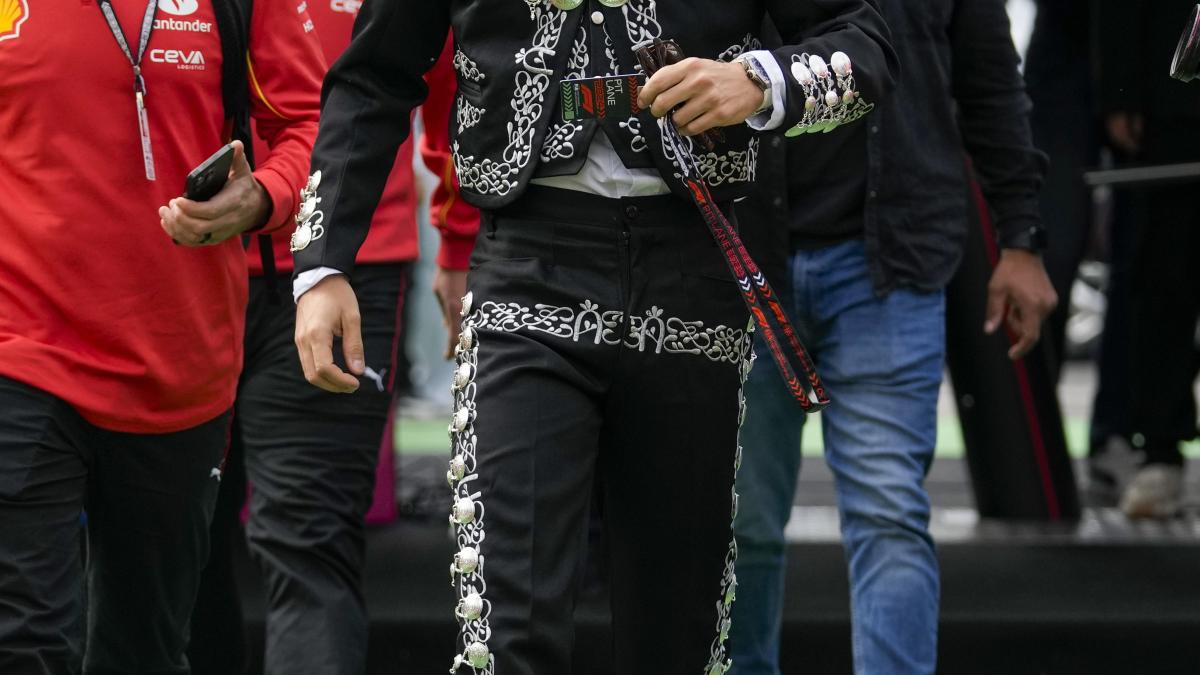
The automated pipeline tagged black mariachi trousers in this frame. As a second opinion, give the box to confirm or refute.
[447,187,753,675]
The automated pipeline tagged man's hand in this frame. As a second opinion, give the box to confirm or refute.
[984,249,1059,360]
[159,140,271,246]
[295,275,364,393]
[432,267,469,359]
[1106,112,1144,156]
[637,58,764,137]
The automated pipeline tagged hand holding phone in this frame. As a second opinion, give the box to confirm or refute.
[160,140,270,246]
[184,144,235,202]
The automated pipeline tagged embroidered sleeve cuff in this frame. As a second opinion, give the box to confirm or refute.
[252,168,294,233]
[293,267,344,304]
[437,234,475,271]
[744,51,787,131]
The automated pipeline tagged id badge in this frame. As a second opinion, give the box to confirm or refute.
[136,91,156,181]
[559,74,643,123]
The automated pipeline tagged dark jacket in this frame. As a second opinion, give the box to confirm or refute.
[294,0,897,278]
[770,0,1046,295]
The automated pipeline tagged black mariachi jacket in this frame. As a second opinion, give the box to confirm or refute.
[293,0,896,277]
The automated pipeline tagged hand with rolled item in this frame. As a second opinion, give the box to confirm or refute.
[158,140,272,246]
[635,39,744,151]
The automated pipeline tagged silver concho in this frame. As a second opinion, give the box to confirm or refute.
[458,327,475,351]
[451,407,471,433]
[453,362,473,390]
[291,170,326,253]
[453,497,476,524]
[290,224,313,253]
[465,641,490,668]
[458,592,484,620]
[454,546,480,574]
[449,455,467,481]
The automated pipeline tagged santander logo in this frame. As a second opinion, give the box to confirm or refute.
[157,0,199,17]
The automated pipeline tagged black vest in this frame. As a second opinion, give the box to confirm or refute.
[446,0,770,207]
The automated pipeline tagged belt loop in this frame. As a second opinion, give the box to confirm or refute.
[485,212,497,239]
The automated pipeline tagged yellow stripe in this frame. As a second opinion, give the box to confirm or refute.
[246,52,288,120]
[437,157,458,225]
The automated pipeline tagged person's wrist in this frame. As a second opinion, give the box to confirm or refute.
[732,56,771,114]
[243,179,273,233]
[998,224,1047,253]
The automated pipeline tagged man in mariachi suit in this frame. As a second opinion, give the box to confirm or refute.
[292,0,895,672]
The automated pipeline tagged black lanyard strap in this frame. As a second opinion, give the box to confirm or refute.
[97,0,158,94]
[662,118,830,413]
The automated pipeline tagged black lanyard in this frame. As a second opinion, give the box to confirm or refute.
[96,0,159,181]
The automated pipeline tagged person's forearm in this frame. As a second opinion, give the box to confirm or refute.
[951,0,1047,246]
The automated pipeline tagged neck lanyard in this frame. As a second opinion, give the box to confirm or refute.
[96,0,159,181]
[661,118,830,413]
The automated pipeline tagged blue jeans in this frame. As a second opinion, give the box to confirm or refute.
[730,240,943,675]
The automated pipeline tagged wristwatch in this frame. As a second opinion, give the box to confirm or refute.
[998,224,1048,252]
[734,55,772,114]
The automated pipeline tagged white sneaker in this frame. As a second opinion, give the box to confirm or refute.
[1087,435,1143,506]
[1119,464,1184,519]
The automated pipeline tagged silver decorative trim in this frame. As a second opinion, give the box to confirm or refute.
[540,122,584,162]
[621,0,663,51]
[453,4,569,196]
[540,22,589,162]
[658,119,758,187]
[696,135,759,187]
[448,313,495,675]
[601,22,620,76]
[717,33,763,63]
[618,114,647,154]
[453,49,485,84]
[785,51,875,137]
[704,324,756,675]
[456,96,486,134]
[474,299,752,365]
[290,170,325,253]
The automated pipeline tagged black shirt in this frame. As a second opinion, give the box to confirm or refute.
[786,119,868,250]
[762,0,1046,294]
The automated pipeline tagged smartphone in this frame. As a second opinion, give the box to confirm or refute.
[184,144,235,201]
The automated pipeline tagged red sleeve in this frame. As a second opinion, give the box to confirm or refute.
[420,39,479,271]
[245,2,326,233]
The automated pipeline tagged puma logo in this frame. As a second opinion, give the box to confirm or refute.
[363,366,388,393]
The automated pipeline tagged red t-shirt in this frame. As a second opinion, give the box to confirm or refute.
[0,0,324,433]
[246,0,420,275]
